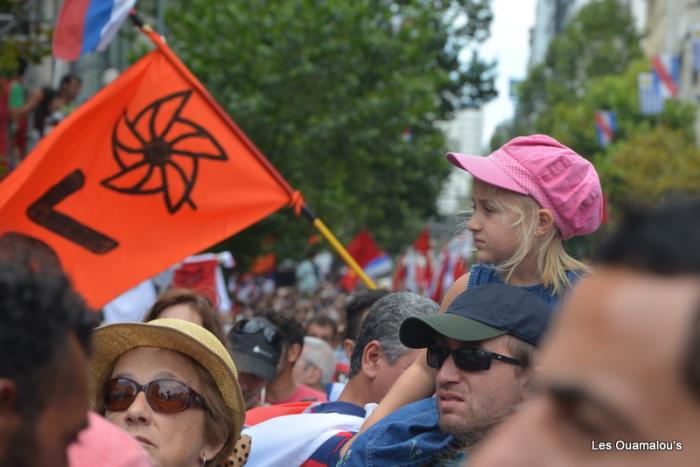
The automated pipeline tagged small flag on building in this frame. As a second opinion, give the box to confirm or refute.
[638,72,664,115]
[594,110,617,147]
[692,25,700,72]
[651,54,681,99]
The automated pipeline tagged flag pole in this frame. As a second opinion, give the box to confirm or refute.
[129,12,377,290]
[300,206,376,289]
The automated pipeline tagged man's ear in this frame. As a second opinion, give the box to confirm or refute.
[360,340,383,379]
[518,365,540,403]
[343,339,355,362]
[0,379,17,414]
[536,209,555,236]
[286,343,302,364]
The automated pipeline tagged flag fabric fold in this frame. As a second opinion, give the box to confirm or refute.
[173,253,234,312]
[53,0,138,60]
[0,33,293,308]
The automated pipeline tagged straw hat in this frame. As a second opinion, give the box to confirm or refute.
[88,318,245,447]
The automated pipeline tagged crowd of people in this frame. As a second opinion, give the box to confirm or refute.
[1,65,82,176]
[1,134,699,466]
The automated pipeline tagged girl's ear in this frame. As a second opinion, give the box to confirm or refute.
[537,209,555,236]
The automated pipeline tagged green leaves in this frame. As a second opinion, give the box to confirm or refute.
[161,0,495,266]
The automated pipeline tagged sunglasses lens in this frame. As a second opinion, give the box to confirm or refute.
[104,378,138,411]
[454,348,491,371]
[426,347,448,369]
[146,380,192,412]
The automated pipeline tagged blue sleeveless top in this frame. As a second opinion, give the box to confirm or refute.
[467,263,580,308]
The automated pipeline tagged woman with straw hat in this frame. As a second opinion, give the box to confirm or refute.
[89,318,248,466]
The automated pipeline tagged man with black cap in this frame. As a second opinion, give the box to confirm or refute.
[339,283,553,466]
[227,317,283,410]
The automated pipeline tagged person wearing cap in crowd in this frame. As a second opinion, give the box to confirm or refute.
[346,133,604,451]
[227,316,283,410]
[470,196,700,467]
[339,284,553,465]
[0,260,97,467]
[293,336,336,395]
[263,312,327,404]
[89,319,248,467]
[243,292,438,466]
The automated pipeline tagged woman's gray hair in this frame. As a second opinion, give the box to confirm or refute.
[349,292,438,377]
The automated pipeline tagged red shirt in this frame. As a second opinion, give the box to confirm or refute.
[268,384,327,405]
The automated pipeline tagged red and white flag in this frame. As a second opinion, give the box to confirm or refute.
[393,228,433,294]
[429,237,471,303]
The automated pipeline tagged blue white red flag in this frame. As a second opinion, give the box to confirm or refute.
[594,110,617,147]
[638,72,664,115]
[53,0,137,61]
[651,54,680,99]
[340,229,392,291]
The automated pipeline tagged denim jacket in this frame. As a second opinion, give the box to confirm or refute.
[337,398,453,467]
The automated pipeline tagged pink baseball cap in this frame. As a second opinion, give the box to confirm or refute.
[447,134,603,239]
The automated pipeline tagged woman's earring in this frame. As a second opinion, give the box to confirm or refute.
[201,454,208,467]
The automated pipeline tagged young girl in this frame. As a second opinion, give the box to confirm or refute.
[340,133,603,457]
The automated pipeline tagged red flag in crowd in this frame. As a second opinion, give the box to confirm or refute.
[173,258,219,308]
[340,229,391,291]
[430,238,469,303]
[393,227,433,294]
[0,30,296,308]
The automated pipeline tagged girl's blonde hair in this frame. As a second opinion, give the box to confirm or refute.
[473,181,588,294]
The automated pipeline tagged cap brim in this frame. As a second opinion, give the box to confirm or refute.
[231,352,276,381]
[400,314,507,348]
[446,152,527,195]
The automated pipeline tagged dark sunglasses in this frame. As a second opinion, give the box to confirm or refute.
[233,318,281,345]
[427,345,523,372]
[103,377,207,413]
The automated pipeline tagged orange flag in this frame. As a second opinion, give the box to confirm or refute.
[0,30,296,308]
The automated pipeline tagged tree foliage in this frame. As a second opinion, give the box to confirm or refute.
[596,127,700,203]
[0,0,51,77]
[163,0,496,267]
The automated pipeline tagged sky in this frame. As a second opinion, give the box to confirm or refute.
[478,0,537,147]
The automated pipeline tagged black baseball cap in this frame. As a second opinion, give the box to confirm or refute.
[400,284,553,348]
[228,317,282,381]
